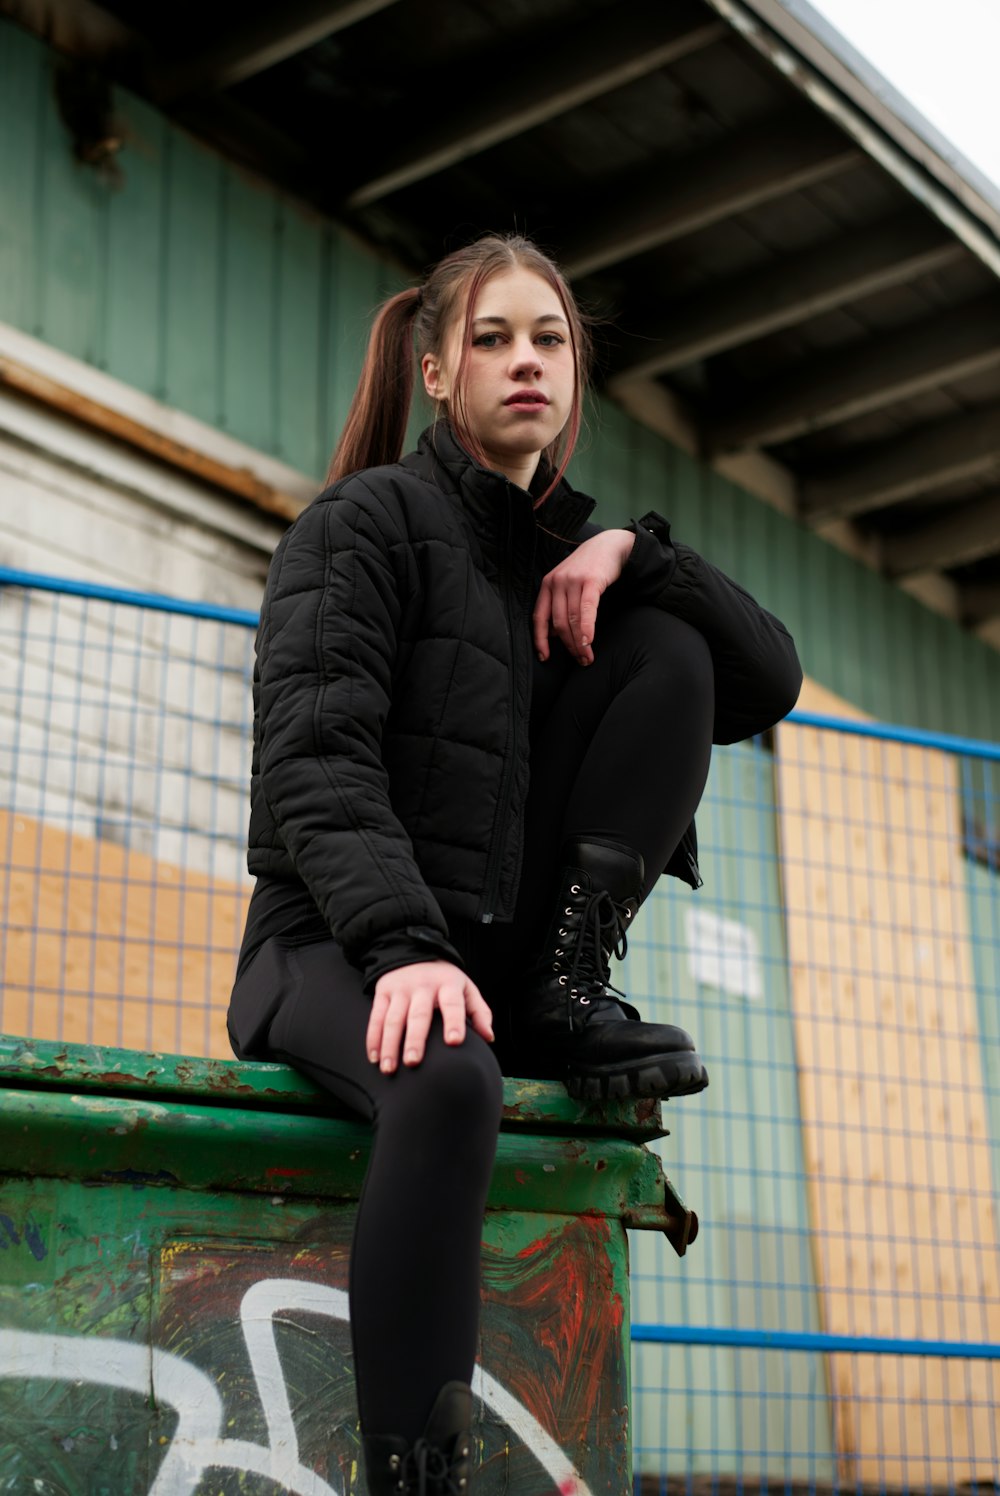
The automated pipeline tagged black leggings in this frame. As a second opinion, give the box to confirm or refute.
[228,607,714,1442]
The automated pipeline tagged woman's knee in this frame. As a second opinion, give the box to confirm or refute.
[609,605,714,695]
[380,1031,504,1148]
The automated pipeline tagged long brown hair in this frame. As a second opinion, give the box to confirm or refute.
[327,234,592,502]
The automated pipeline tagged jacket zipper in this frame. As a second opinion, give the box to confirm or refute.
[479,491,520,923]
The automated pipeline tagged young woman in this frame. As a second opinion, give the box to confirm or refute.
[228,234,801,1495]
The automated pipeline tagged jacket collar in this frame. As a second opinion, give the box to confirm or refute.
[405,422,596,540]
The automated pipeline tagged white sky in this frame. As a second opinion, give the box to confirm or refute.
[807,0,1000,190]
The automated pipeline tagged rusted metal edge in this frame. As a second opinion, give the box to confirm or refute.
[622,1172,699,1256]
[0,1085,670,1218]
[0,1035,668,1141]
[0,355,304,523]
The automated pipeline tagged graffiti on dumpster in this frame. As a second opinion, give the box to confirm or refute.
[0,1212,46,1260]
[0,1276,592,1496]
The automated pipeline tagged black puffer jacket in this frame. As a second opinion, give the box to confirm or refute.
[248,424,802,988]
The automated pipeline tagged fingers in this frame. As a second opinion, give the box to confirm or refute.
[379,986,416,1073]
[547,575,595,665]
[366,988,390,1065]
[466,984,495,1043]
[533,580,552,661]
[435,979,469,1051]
[536,531,634,665]
[368,963,495,1074]
[577,580,602,662]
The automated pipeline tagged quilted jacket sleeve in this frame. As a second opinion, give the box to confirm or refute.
[613,510,803,744]
[256,482,462,989]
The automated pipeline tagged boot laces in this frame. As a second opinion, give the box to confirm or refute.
[401,1439,465,1496]
[563,887,631,1029]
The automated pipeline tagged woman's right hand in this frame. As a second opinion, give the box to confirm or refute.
[367,961,494,1073]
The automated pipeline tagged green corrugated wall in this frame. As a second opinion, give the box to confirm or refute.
[2,17,1000,740]
[0,20,401,484]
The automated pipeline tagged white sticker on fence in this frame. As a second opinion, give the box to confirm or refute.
[684,908,762,1000]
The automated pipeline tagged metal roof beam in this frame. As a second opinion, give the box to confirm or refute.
[345,2,725,208]
[561,114,858,279]
[148,0,401,101]
[800,405,1000,521]
[960,580,1000,627]
[612,210,965,379]
[882,491,1000,579]
[0,0,137,56]
[708,295,1000,452]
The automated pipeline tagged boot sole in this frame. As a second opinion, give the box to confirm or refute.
[565,1050,709,1101]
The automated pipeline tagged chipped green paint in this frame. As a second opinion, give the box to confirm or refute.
[0,1037,686,1493]
[0,1082,674,1220]
[0,1034,670,1139]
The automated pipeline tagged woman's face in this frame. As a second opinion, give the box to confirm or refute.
[421,265,576,488]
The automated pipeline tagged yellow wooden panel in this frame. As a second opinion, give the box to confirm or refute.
[0,809,246,1057]
[776,679,1000,1483]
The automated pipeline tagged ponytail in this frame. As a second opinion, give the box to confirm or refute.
[326,287,421,484]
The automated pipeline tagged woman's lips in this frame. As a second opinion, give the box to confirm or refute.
[504,392,549,407]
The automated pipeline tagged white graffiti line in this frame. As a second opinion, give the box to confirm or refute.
[0,1329,224,1496]
[239,1278,350,1464]
[241,1280,593,1496]
[0,1279,595,1496]
[0,1324,338,1496]
[473,1366,587,1496]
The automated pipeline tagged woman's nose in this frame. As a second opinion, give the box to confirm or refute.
[510,339,543,377]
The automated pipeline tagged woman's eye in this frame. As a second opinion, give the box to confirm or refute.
[473,333,503,348]
[537,333,566,348]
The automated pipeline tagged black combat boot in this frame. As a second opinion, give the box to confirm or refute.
[510,838,709,1100]
[363,1381,473,1496]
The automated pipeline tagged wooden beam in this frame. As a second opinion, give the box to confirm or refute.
[149,0,402,101]
[882,490,1000,578]
[345,2,725,208]
[611,211,965,378]
[0,356,304,524]
[960,580,1000,627]
[707,296,1000,452]
[0,0,137,57]
[560,114,859,279]
[800,404,1000,521]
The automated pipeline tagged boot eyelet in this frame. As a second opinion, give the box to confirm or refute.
[554,948,564,957]
[552,962,561,971]
[558,975,567,986]
[579,995,590,1005]
[564,906,573,915]
[389,1457,401,1472]
[570,884,581,894]
[558,927,568,937]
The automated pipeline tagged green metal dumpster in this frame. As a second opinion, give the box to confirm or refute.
[0,1035,695,1495]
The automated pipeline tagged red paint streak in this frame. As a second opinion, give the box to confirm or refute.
[482,1212,627,1452]
[515,1229,558,1260]
[265,1167,309,1178]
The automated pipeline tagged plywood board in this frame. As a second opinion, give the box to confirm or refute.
[776,678,1000,1483]
[0,809,247,1058]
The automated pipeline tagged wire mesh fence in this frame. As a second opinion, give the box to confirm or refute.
[0,566,998,1490]
[0,567,256,1056]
